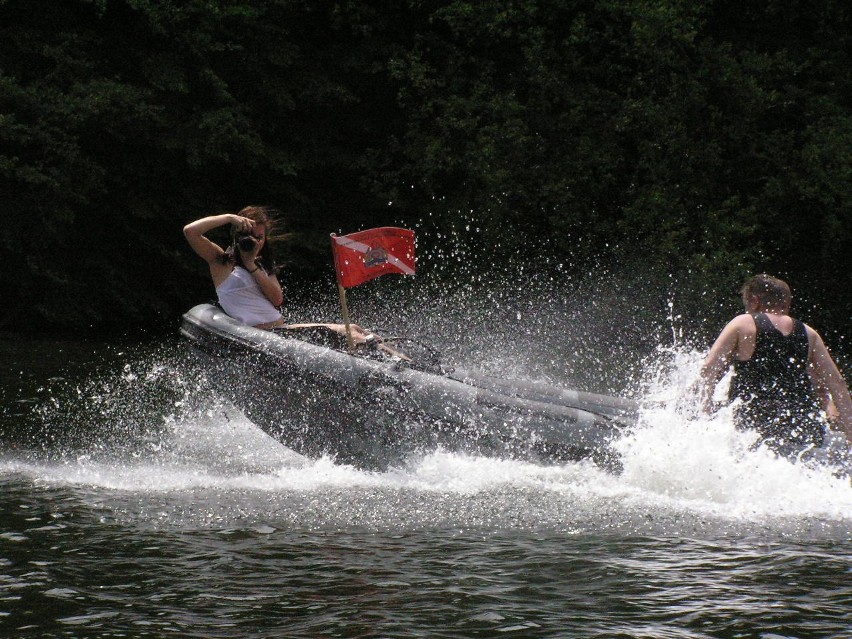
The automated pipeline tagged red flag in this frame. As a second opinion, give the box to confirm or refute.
[331,227,416,289]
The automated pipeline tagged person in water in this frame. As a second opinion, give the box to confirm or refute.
[184,206,286,329]
[699,274,852,455]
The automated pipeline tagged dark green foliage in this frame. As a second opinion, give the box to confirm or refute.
[1,0,850,343]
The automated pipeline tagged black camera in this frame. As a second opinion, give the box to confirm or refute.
[236,233,256,252]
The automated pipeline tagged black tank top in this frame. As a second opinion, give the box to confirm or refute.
[729,313,824,450]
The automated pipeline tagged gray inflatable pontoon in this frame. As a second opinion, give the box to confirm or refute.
[180,303,639,470]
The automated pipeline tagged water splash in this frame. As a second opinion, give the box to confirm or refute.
[616,344,852,520]
[2,264,849,533]
[3,341,849,535]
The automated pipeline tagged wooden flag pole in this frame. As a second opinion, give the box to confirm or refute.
[337,282,355,353]
[331,233,356,353]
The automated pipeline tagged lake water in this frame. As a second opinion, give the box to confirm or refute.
[0,331,850,639]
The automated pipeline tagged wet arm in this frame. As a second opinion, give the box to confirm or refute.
[249,268,284,306]
[698,322,739,411]
[183,214,246,264]
[809,334,852,442]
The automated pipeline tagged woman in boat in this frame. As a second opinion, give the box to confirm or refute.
[184,206,285,329]
[183,208,405,355]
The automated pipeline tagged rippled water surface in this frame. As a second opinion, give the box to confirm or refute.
[1,332,850,638]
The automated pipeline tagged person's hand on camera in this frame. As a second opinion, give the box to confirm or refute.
[230,214,254,232]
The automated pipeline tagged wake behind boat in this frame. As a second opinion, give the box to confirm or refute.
[180,303,639,471]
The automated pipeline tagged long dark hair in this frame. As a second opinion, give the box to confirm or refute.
[219,205,280,273]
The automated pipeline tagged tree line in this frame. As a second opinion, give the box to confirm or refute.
[2,0,850,345]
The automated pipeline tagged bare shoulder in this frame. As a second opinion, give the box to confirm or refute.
[708,313,752,351]
[726,313,756,333]
[208,260,234,287]
[707,313,756,361]
[801,321,819,338]
[801,322,827,352]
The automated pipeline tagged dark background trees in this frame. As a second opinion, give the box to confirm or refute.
[2,0,850,346]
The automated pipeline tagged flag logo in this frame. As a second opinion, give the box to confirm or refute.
[364,246,389,268]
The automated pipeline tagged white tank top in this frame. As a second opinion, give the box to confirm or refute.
[216,267,282,326]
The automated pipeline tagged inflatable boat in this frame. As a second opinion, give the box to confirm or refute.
[180,303,639,470]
